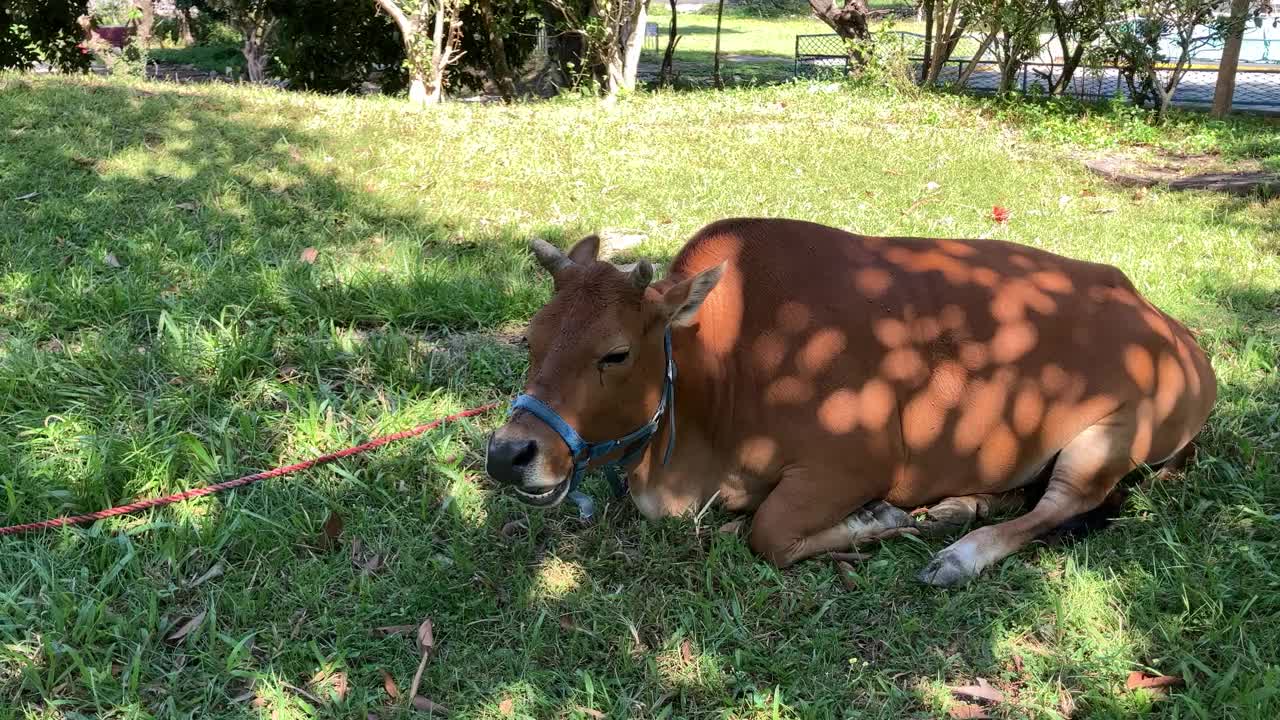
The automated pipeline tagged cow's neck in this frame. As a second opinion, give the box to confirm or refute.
[629,324,728,518]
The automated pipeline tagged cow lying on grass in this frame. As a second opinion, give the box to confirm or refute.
[486,218,1216,586]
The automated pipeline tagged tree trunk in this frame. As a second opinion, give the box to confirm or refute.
[659,0,678,86]
[475,0,517,101]
[244,35,268,82]
[920,0,933,84]
[925,0,963,86]
[808,0,872,64]
[134,0,154,48]
[1051,44,1085,95]
[408,76,429,105]
[177,7,195,47]
[713,0,725,88]
[956,28,996,88]
[622,2,647,90]
[1211,0,1250,118]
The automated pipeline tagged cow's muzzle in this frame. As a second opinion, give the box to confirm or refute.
[485,429,572,507]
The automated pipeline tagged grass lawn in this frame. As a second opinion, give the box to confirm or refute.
[1,72,1279,719]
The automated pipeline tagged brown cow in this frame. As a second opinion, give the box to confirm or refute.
[485,218,1216,586]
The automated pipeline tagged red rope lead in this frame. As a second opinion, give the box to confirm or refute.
[0,402,501,537]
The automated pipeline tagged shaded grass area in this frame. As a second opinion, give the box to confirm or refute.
[148,43,246,74]
[0,73,1278,718]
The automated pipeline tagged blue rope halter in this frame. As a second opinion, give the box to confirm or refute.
[508,327,677,512]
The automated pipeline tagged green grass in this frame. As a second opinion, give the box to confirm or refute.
[1,72,1279,719]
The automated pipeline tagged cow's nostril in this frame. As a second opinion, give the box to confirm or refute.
[486,435,541,487]
[510,440,538,469]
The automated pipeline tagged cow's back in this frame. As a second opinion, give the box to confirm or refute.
[668,218,1215,506]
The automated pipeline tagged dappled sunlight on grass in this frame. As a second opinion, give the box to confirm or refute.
[531,556,585,601]
[1,71,1278,716]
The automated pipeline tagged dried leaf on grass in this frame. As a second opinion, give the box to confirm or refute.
[188,561,224,589]
[104,252,123,269]
[166,610,207,642]
[411,696,449,714]
[1125,671,1183,695]
[408,618,435,704]
[948,703,990,719]
[373,624,418,637]
[381,669,400,699]
[832,559,858,591]
[300,246,319,264]
[317,510,344,551]
[174,202,198,211]
[575,707,605,719]
[949,684,1005,704]
[680,638,693,665]
[498,697,514,716]
[717,519,744,534]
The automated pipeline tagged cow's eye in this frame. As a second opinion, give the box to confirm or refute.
[599,348,630,367]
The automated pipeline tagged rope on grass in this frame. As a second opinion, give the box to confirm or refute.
[0,402,501,537]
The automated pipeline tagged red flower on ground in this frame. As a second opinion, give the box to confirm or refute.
[992,206,1010,223]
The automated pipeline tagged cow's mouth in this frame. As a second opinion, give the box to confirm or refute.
[511,476,572,507]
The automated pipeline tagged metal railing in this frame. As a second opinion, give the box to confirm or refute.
[795,33,1280,109]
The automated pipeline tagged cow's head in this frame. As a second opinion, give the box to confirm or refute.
[485,234,723,507]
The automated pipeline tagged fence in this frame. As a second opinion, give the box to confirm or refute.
[794,33,1280,110]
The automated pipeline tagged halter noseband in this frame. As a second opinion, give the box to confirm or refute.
[508,327,677,500]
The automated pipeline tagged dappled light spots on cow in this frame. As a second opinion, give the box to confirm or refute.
[992,321,1037,364]
[798,328,847,376]
[991,280,1057,323]
[959,340,989,371]
[1131,398,1155,461]
[902,392,946,451]
[752,333,786,374]
[873,318,910,348]
[911,316,942,344]
[1123,344,1155,393]
[1009,254,1037,270]
[936,239,978,257]
[928,360,968,410]
[939,305,966,331]
[818,389,860,434]
[776,302,810,334]
[1040,364,1070,396]
[764,376,813,405]
[972,267,999,288]
[978,423,1019,481]
[1013,384,1045,438]
[737,436,778,473]
[954,368,1015,454]
[891,249,972,284]
[1141,309,1174,341]
[882,347,928,384]
[1042,394,1117,446]
[855,267,892,298]
[858,378,895,431]
[1029,270,1074,294]
[1155,352,1186,422]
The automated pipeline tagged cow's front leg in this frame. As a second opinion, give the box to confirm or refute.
[749,468,887,569]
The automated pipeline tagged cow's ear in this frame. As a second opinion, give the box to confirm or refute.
[567,234,601,265]
[658,262,725,327]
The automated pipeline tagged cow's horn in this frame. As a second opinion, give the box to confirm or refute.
[630,259,653,290]
[530,239,573,276]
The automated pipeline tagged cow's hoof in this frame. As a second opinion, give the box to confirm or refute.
[916,551,977,587]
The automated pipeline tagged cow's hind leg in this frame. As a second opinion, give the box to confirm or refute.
[912,492,1028,537]
[917,410,1138,587]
